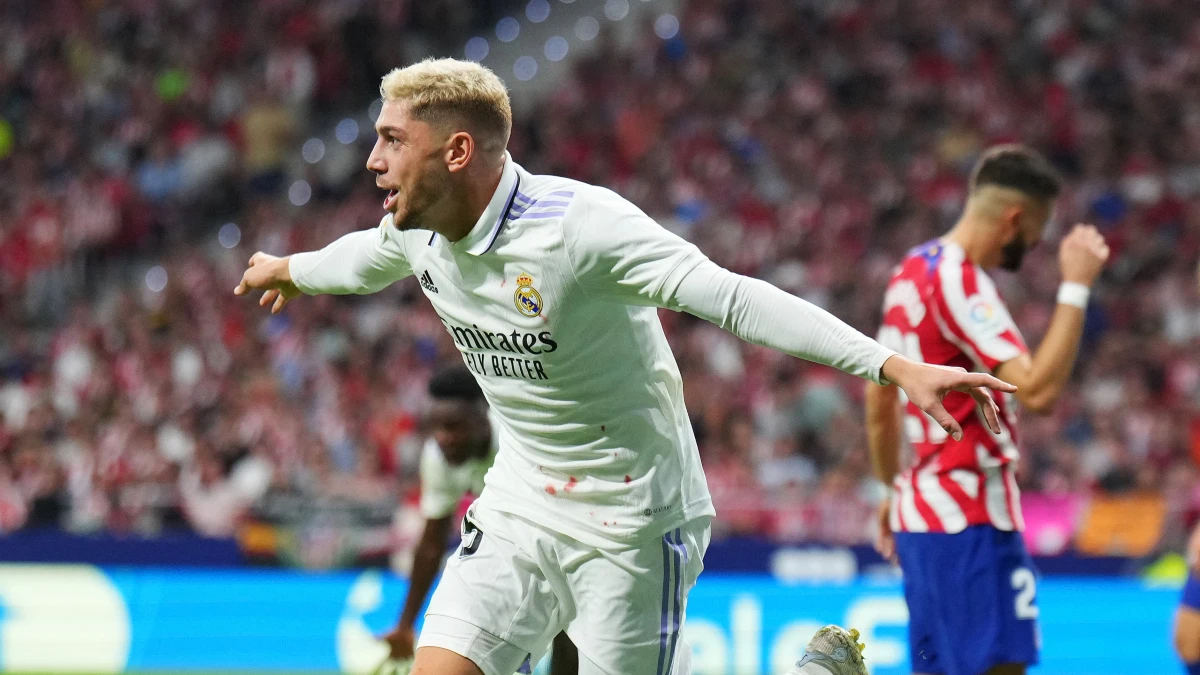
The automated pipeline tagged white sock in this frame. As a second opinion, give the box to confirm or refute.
[786,662,834,675]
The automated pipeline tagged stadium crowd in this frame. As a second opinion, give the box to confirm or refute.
[1,0,1199,559]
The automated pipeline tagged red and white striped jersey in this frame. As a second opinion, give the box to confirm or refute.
[876,240,1029,533]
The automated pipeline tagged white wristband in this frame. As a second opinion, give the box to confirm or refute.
[1057,281,1090,308]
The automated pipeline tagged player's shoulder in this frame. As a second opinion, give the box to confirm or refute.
[900,240,981,293]
[512,170,640,222]
[884,240,970,314]
[508,172,587,222]
[927,242,1002,301]
[886,239,944,286]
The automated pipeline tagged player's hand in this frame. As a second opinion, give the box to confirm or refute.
[380,624,416,661]
[880,355,1017,442]
[1058,224,1109,286]
[874,499,896,564]
[234,252,301,314]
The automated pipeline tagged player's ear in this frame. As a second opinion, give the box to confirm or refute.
[1001,204,1023,241]
[446,131,474,173]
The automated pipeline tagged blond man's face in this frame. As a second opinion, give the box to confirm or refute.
[366,100,452,231]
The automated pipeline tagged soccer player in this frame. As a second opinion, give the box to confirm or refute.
[865,145,1109,675]
[1177,522,1200,675]
[381,367,577,674]
[236,58,1016,675]
[1175,263,1200,675]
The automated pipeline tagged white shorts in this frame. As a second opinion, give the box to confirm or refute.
[417,503,710,675]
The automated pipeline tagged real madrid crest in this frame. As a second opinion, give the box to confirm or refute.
[514,273,543,317]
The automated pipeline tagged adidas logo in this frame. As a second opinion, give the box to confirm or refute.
[419,270,439,293]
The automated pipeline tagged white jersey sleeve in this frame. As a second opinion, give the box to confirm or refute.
[288,214,413,295]
[671,259,895,384]
[560,187,708,305]
[561,187,895,384]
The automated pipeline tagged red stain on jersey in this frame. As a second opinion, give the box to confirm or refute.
[545,485,557,496]
[500,279,506,288]
[624,475,632,484]
[564,476,578,493]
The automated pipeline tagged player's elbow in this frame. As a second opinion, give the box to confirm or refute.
[1015,388,1056,415]
[864,381,898,411]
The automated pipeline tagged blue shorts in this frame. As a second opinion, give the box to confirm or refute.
[895,525,1041,675]
[1184,574,1200,611]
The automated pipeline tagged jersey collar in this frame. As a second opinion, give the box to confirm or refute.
[452,152,520,256]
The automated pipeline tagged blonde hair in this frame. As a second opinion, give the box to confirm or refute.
[380,58,512,154]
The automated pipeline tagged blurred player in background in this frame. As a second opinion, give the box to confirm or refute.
[1176,521,1200,675]
[236,58,1018,675]
[1175,262,1200,675]
[866,145,1109,675]
[381,367,577,674]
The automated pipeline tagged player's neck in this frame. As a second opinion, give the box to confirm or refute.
[432,163,506,242]
[942,220,992,267]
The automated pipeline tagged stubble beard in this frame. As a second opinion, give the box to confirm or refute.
[390,170,450,232]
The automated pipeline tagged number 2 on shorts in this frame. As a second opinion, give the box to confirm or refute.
[1011,567,1039,619]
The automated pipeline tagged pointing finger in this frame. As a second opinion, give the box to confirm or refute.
[955,372,1017,393]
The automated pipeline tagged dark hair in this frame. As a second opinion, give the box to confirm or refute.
[428,366,484,401]
[969,145,1063,201]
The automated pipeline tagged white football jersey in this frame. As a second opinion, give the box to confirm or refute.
[418,416,499,520]
[290,154,893,547]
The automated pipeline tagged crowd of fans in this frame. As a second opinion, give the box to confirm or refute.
[1,0,1199,558]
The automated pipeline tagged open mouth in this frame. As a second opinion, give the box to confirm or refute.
[383,189,398,209]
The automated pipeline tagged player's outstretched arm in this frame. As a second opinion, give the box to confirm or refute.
[561,189,1015,427]
[667,258,1015,438]
[382,515,454,660]
[235,219,414,312]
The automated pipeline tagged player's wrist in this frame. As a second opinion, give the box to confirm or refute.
[275,255,294,283]
[879,354,913,388]
[1056,281,1090,308]
[1059,272,1095,286]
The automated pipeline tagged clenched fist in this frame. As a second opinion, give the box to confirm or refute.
[1058,224,1110,286]
[234,252,301,314]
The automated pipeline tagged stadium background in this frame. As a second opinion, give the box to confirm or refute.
[0,0,1197,672]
